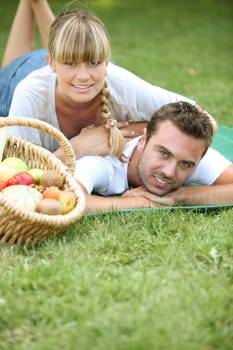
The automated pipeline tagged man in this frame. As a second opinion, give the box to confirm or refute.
[74,102,233,213]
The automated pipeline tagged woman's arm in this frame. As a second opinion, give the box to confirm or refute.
[54,122,147,163]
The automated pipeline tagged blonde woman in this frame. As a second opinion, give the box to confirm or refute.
[1,0,216,162]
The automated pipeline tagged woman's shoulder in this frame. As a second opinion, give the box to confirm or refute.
[10,64,57,118]
[107,62,144,84]
[21,65,55,82]
[106,62,156,98]
[15,65,56,95]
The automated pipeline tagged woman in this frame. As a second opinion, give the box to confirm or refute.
[0,0,216,162]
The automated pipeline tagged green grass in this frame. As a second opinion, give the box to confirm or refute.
[0,0,233,349]
[0,209,233,349]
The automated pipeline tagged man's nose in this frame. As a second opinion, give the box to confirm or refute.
[162,159,177,177]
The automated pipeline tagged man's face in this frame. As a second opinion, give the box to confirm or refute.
[137,120,206,196]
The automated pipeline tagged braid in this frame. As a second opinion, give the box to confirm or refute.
[101,79,125,159]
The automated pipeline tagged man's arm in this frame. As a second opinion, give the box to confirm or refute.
[82,185,174,213]
[83,164,233,213]
[164,164,233,206]
[84,194,150,213]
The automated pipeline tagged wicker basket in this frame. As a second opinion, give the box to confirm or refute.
[0,117,86,246]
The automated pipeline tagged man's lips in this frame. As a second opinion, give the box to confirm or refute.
[152,175,172,188]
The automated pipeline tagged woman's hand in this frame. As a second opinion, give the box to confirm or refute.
[70,124,111,158]
[54,121,148,163]
[54,124,110,162]
[117,121,147,141]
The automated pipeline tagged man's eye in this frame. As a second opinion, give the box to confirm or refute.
[181,162,193,169]
[160,150,169,158]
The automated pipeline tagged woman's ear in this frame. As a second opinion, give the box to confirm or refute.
[46,53,56,72]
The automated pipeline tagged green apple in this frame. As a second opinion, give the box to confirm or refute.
[27,168,45,184]
[3,157,28,172]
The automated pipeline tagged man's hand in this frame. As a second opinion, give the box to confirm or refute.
[122,186,175,207]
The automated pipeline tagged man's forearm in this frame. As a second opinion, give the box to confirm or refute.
[166,184,233,206]
[85,194,152,213]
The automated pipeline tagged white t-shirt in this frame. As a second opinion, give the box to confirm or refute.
[8,63,195,151]
[74,137,231,195]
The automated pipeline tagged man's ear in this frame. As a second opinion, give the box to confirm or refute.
[137,128,147,151]
[46,53,56,72]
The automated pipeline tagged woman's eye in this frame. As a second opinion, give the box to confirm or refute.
[64,62,76,67]
[89,61,101,66]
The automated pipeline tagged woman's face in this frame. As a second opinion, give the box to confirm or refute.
[47,56,107,105]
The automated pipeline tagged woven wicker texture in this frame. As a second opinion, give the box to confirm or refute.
[0,117,86,246]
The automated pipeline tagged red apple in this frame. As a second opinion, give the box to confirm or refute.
[12,172,35,186]
[0,181,7,190]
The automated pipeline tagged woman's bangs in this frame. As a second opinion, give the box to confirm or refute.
[55,23,109,63]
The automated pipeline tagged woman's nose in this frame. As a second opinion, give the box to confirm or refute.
[74,63,89,79]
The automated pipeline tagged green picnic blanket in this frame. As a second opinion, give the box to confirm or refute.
[86,126,233,215]
[211,126,233,162]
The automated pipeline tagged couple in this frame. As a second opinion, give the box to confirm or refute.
[75,101,233,213]
[1,2,232,212]
[2,0,217,161]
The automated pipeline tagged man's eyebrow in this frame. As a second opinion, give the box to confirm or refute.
[156,145,173,156]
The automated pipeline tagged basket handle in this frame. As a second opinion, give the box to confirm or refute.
[0,117,76,174]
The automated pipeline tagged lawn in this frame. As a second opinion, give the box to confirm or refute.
[0,0,233,349]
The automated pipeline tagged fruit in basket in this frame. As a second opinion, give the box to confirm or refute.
[0,181,7,190]
[59,190,76,214]
[11,171,35,186]
[42,186,61,200]
[0,162,18,182]
[6,177,19,187]
[39,170,64,188]
[27,168,45,184]
[0,127,8,161]
[3,157,28,172]
[35,198,63,215]
[1,185,42,211]
[42,186,76,214]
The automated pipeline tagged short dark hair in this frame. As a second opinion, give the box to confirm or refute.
[146,102,214,156]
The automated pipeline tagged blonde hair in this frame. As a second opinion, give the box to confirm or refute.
[101,80,125,159]
[48,9,111,63]
[48,9,125,158]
